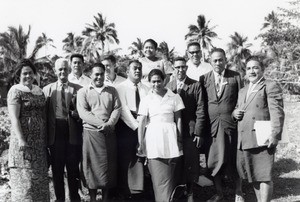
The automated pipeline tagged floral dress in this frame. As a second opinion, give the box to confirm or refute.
[7,84,49,202]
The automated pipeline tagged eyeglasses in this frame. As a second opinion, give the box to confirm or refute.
[188,50,201,55]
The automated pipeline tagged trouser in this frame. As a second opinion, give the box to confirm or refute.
[50,119,81,201]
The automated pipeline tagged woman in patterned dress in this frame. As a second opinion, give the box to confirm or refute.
[137,69,184,202]
[7,59,49,201]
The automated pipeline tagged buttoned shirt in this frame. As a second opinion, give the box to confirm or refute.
[186,60,213,81]
[56,81,69,119]
[68,73,91,87]
[116,79,150,130]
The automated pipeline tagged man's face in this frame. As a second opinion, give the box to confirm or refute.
[70,57,83,76]
[102,59,116,76]
[173,60,188,81]
[127,62,142,83]
[91,67,105,87]
[210,51,226,74]
[246,60,264,84]
[55,62,69,83]
[187,45,201,66]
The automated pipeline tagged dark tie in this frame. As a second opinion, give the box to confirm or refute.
[61,84,68,118]
[135,84,140,113]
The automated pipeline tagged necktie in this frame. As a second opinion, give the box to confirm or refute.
[216,74,221,96]
[61,84,68,118]
[177,82,184,94]
[135,84,140,113]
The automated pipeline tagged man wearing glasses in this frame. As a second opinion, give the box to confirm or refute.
[186,42,213,81]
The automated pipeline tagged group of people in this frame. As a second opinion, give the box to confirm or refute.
[6,39,285,202]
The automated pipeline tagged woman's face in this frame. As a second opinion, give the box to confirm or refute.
[20,66,35,87]
[150,74,164,93]
[143,42,156,58]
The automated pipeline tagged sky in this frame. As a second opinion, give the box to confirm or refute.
[0,0,287,58]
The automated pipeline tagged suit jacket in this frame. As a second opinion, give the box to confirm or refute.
[200,69,243,137]
[235,78,284,149]
[166,76,205,137]
[43,81,83,146]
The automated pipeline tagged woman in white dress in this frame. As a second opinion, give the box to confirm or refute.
[137,69,184,202]
[139,39,173,86]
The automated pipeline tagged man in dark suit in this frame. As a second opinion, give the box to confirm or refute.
[43,58,82,202]
[167,57,205,201]
[200,48,243,202]
[232,56,284,202]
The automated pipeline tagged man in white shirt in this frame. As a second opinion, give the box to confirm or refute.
[102,55,126,87]
[186,42,213,81]
[115,60,150,200]
[68,53,91,86]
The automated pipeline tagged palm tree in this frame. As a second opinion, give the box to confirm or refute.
[82,13,119,56]
[128,38,144,58]
[62,32,83,56]
[0,25,54,89]
[227,32,252,75]
[185,14,218,60]
[0,25,31,64]
[158,41,176,63]
[29,33,56,59]
[261,11,283,30]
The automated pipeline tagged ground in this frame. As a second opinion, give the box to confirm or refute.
[0,100,299,202]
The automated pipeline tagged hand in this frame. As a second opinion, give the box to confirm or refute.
[267,137,279,148]
[232,109,245,121]
[70,110,80,119]
[98,123,111,132]
[136,143,145,157]
[193,136,204,148]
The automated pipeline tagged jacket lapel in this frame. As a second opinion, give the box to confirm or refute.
[243,78,265,110]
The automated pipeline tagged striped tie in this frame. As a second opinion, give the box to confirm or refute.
[61,84,68,118]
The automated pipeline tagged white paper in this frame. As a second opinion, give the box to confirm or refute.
[254,121,272,146]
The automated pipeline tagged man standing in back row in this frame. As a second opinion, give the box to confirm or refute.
[186,42,213,81]
[200,48,243,202]
[68,53,91,86]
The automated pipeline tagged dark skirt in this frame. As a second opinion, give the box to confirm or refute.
[237,146,275,183]
[148,158,180,202]
[81,129,117,189]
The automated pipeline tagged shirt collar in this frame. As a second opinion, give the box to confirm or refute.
[213,70,225,78]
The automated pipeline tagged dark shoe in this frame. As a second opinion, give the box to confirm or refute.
[207,194,224,202]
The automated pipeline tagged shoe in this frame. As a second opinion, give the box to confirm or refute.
[206,194,224,202]
[235,194,245,202]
